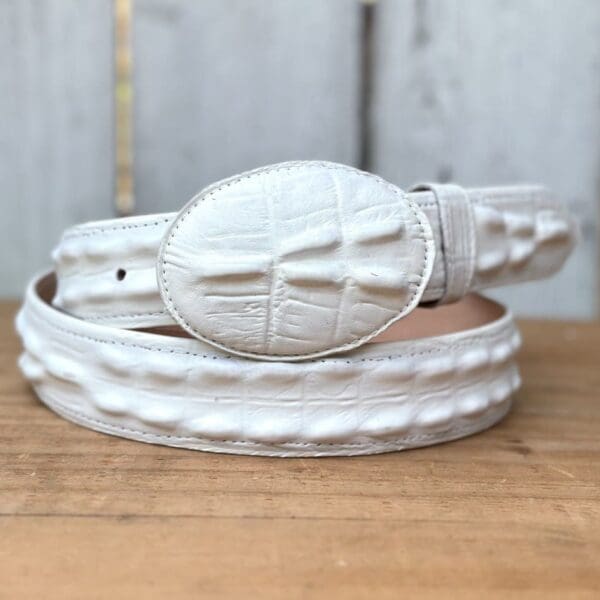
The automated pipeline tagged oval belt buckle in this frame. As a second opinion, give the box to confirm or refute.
[157,161,435,361]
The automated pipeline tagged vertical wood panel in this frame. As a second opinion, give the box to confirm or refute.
[133,0,361,213]
[0,0,115,297]
[372,0,600,318]
[0,0,113,296]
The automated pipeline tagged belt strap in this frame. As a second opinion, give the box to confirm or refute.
[17,272,521,457]
[52,179,575,344]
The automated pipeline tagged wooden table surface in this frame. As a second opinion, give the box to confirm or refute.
[1,300,598,599]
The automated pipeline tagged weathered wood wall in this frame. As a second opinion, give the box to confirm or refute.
[1,0,598,318]
[0,0,114,297]
[132,0,361,213]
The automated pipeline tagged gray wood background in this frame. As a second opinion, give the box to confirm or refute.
[1,0,598,318]
[0,0,115,296]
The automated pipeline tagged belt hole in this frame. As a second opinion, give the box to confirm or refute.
[116,268,127,281]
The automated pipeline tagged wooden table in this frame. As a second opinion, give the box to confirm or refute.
[1,301,598,598]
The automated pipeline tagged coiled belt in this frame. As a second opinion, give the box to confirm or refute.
[16,161,576,456]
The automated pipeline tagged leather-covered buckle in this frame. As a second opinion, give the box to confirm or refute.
[157,161,435,361]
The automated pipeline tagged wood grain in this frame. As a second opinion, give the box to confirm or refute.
[1,301,598,598]
[371,0,600,319]
[132,0,361,213]
[0,0,115,297]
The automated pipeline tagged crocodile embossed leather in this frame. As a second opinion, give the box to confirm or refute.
[17,161,577,456]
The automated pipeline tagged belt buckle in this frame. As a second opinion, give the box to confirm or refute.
[157,161,435,361]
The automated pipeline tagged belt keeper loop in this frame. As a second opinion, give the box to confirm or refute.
[409,183,476,304]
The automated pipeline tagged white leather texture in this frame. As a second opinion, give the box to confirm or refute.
[17,273,521,457]
[14,161,576,456]
[158,162,435,360]
[51,170,576,351]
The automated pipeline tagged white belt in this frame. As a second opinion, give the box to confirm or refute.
[16,161,576,456]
